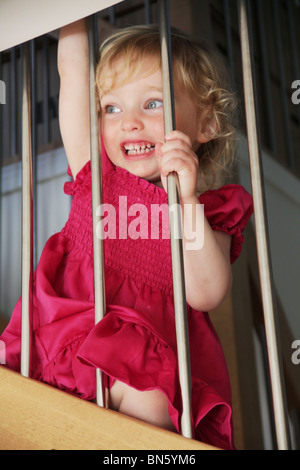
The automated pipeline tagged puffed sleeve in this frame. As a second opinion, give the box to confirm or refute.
[64,161,92,197]
[199,184,253,263]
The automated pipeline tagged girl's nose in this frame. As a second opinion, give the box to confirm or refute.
[121,110,144,131]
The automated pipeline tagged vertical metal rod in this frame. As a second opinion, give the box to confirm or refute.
[256,0,277,155]
[223,0,236,90]
[30,41,36,153]
[287,0,300,79]
[287,0,300,133]
[273,0,294,169]
[21,42,33,378]
[0,53,3,310]
[159,0,193,439]
[144,0,152,24]
[30,39,38,270]
[87,15,108,409]
[109,6,116,25]
[238,0,291,450]
[42,36,50,146]
[10,48,16,157]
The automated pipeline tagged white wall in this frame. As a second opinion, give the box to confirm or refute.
[0,147,70,318]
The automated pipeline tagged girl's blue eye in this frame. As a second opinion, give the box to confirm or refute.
[146,100,163,110]
[105,105,121,114]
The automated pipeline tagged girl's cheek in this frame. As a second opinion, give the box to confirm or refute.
[155,143,163,161]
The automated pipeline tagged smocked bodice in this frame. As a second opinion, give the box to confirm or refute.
[63,162,174,294]
[63,160,253,296]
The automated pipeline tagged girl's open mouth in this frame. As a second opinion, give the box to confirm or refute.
[122,142,155,159]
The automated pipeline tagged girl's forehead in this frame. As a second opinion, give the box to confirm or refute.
[99,54,161,95]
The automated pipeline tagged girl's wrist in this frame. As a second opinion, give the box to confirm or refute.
[180,193,199,207]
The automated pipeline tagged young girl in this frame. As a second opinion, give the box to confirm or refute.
[1,19,253,449]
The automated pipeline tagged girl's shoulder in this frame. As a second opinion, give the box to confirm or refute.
[199,184,253,214]
[63,160,168,205]
[64,161,91,197]
[199,184,253,263]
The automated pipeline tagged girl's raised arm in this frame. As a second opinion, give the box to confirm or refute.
[58,19,91,178]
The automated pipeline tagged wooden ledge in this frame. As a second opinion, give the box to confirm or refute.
[0,367,218,450]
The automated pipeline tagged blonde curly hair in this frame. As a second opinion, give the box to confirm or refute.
[96,25,237,192]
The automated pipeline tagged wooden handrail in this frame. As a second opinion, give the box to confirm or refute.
[0,367,218,450]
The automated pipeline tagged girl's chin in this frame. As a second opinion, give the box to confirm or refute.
[132,170,162,185]
[119,163,161,184]
[107,152,161,185]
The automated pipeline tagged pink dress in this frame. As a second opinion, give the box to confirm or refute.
[1,148,253,450]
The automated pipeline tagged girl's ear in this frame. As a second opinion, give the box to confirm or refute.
[196,111,219,144]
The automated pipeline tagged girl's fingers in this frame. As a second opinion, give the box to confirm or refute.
[159,143,199,175]
[155,132,199,198]
[165,130,192,147]
[160,134,195,159]
[160,154,198,177]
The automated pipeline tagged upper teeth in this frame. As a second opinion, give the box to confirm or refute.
[124,143,154,154]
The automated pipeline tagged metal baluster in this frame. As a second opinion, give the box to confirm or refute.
[0,53,3,311]
[30,39,38,270]
[20,42,33,378]
[10,48,17,158]
[109,6,116,25]
[159,0,193,439]
[223,0,236,91]
[287,0,300,135]
[273,0,294,169]
[144,0,152,24]
[87,15,108,409]
[238,0,291,450]
[256,0,277,155]
[42,36,50,146]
